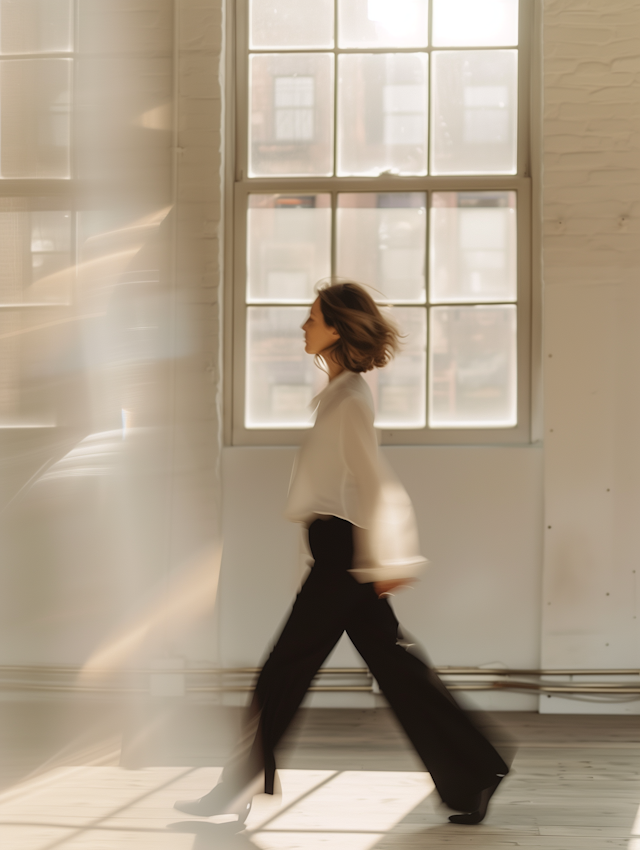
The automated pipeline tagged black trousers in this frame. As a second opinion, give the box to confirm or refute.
[224,516,509,813]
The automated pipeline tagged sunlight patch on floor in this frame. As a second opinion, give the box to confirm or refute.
[629,802,640,849]
[250,770,433,850]
[0,765,434,849]
[251,832,386,850]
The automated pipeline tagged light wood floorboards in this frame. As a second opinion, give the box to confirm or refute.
[0,703,639,848]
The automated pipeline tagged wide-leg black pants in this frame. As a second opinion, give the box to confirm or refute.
[224,516,509,813]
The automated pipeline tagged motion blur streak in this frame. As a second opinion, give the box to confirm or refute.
[0,0,224,793]
[81,543,223,674]
[0,313,105,343]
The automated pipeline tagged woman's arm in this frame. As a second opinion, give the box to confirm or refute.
[339,395,381,528]
[373,577,415,598]
[339,395,427,590]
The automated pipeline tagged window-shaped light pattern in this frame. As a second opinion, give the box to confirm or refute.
[244,2,523,432]
[0,210,72,305]
[0,207,73,427]
[0,1,73,179]
[0,59,71,178]
[0,0,73,54]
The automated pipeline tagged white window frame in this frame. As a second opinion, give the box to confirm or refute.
[224,0,536,447]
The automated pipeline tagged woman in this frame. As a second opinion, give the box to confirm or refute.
[176,281,509,826]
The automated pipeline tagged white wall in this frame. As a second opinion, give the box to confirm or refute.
[220,445,543,710]
[3,0,640,718]
[540,0,640,713]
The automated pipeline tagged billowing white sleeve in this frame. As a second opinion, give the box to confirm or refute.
[339,396,429,584]
[338,395,381,529]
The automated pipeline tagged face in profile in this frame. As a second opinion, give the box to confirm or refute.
[302,298,340,356]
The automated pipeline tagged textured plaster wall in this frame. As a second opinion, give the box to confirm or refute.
[541,0,640,712]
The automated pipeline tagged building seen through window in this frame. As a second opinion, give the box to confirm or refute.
[274,76,315,142]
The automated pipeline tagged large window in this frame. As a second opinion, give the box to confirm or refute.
[0,0,74,429]
[231,0,532,445]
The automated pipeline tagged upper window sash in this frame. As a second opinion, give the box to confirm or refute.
[236,0,531,182]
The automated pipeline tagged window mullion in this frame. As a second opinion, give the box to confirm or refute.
[332,0,338,179]
[517,0,532,177]
[330,0,338,277]
[425,188,431,431]
[330,191,337,278]
[237,0,249,180]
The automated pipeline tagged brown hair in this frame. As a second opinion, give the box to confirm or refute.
[316,279,401,373]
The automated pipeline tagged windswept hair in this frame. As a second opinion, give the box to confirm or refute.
[315,279,401,374]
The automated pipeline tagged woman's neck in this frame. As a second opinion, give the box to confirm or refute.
[320,348,345,381]
[325,358,345,381]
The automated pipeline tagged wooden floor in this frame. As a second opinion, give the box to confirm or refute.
[1,701,640,849]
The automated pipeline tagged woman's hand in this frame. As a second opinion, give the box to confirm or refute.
[374,578,414,599]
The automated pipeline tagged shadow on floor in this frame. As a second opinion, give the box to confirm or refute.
[168,820,257,850]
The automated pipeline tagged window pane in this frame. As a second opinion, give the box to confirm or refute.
[338,53,428,176]
[430,192,517,303]
[336,193,426,303]
[366,307,426,428]
[0,210,72,305]
[246,307,325,428]
[432,0,518,47]
[0,0,72,54]
[338,0,428,48]
[250,0,334,48]
[429,305,517,428]
[0,305,63,427]
[431,50,517,176]
[249,53,334,177]
[0,59,71,178]
[247,194,331,303]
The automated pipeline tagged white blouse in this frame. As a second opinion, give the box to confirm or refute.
[284,370,428,583]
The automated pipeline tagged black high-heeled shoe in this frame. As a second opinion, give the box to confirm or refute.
[448,775,504,825]
[174,783,252,822]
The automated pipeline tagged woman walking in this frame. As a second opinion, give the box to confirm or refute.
[176,281,509,826]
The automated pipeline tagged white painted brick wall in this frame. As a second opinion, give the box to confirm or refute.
[541,0,640,711]
[169,0,226,662]
[543,0,640,285]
